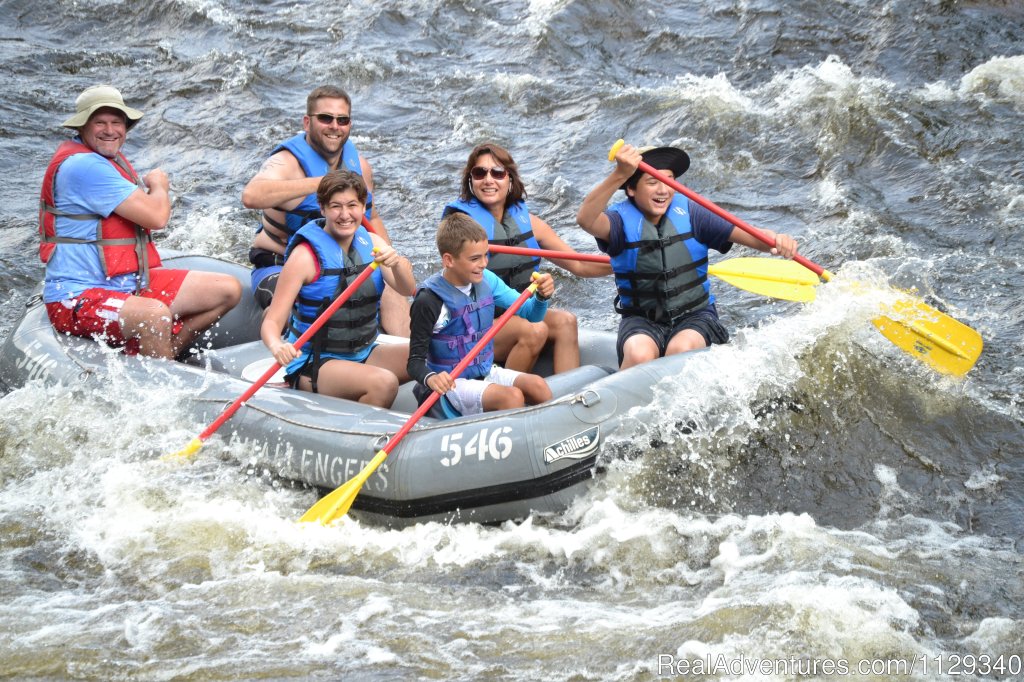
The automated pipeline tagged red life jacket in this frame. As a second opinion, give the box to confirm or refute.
[38,140,161,283]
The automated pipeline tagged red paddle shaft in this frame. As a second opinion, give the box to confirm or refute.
[634,159,828,279]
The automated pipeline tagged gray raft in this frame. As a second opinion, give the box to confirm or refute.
[0,254,693,526]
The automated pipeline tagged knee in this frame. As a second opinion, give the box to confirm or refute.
[623,347,657,365]
[367,371,399,407]
[523,376,551,404]
[127,300,174,337]
[379,370,400,398]
[524,323,548,352]
[496,386,526,410]
[547,310,578,341]
[666,331,706,355]
[621,337,658,366]
[222,277,243,307]
[140,299,173,326]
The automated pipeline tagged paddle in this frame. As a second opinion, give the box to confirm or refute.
[608,139,983,376]
[488,243,820,303]
[299,275,543,525]
[166,259,381,461]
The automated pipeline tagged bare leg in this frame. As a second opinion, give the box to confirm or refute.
[513,372,552,405]
[169,271,242,355]
[492,316,548,372]
[365,341,411,382]
[481,383,525,412]
[119,296,176,359]
[294,359,400,407]
[620,333,660,370]
[664,329,707,356]
[543,308,580,373]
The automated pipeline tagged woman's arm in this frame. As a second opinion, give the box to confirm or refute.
[531,214,612,277]
[370,233,416,296]
[260,246,316,365]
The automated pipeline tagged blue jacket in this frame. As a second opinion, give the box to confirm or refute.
[419,271,495,380]
[259,133,372,243]
[285,221,383,358]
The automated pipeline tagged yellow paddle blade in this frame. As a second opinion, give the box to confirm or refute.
[708,258,821,302]
[162,437,203,463]
[871,297,983,377]
[299,450,389,525]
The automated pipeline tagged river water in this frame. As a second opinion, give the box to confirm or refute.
[1,0,1022,679]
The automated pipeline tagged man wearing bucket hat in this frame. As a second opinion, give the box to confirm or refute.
[39,84,241,359]
[576,142,799,369]
[240,85,410,336]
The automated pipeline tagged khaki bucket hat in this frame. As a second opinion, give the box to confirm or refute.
[62,85,144,130]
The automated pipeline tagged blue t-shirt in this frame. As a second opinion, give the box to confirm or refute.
[598,199,735,257]
[43,146,141,303]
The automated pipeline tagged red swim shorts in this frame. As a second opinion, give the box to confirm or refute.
[45,268,189,353]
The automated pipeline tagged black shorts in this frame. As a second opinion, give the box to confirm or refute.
[615,304,729,366]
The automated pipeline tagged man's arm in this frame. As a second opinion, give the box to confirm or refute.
[576,143,642,241]
[688,201,735,255]
[241,151,318,210]
[361,156,393,244]
[113,168,171,231]
[531,214,612,278]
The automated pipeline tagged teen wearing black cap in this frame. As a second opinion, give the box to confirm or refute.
[576,142,799,369]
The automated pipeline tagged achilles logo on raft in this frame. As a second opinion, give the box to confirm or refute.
[544,426,600,463]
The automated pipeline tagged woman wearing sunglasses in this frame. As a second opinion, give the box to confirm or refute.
[443,142,611,373]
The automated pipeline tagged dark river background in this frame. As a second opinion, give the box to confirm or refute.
[1,0,1022,679]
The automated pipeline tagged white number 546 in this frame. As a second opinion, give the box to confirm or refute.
[440,426,513,467]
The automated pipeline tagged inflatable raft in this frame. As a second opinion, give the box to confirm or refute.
[0,254,692,526]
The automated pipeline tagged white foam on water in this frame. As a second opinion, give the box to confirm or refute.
[524,0,572,38]
[959,54,1024,106]
[964,467,1007,492]
[961,617,1024,659]
[177,0,240,28]
[661,55,893,126]
[609,260,902,451]
[161,205,251,258]
[1,358,1015,680]
[666,71,758,115]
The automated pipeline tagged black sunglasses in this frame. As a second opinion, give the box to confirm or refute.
[470,166,508,181]
[313,113,352,126]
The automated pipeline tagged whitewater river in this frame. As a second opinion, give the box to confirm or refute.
[1,0,1022,679]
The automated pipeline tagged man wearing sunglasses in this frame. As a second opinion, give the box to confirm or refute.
[241,85,410,335]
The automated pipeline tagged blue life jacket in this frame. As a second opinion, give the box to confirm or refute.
[259,133,372,244]
[443,198,540,292]
[607,196,713,323]
[420,272,495,380]
[285,222,383,384]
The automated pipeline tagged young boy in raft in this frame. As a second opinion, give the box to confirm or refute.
[406,212,554,417]
[261,170,416,407]
[577,143,800,369]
